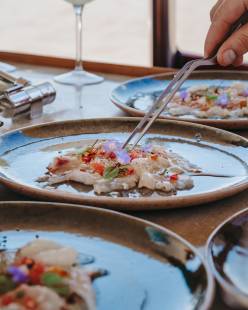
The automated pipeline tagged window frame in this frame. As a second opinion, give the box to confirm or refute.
[153,0,248,70]
[153,0,178,67]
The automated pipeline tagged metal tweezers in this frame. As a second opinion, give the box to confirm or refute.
[122,11,248,149]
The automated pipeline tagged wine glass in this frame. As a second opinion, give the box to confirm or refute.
[54,0,104,86]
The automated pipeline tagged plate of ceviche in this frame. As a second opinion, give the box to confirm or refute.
[111,70,248,129]
[0,118,248,210]
[0,201,214,310]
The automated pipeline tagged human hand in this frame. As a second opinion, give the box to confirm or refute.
[205,0,248,66]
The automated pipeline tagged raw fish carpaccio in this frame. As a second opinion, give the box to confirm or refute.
[38,140,201,194]
[0,239,103,310]
[167,82,248,118]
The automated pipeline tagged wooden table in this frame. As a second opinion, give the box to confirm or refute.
[1,56,247,309]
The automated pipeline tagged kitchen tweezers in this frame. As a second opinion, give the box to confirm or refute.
[122,11,248,149]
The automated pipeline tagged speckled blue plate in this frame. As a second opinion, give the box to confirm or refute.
[207,208,248,309]
[0,201,214,310]
[111,70,248,129]
[1,118,248,210]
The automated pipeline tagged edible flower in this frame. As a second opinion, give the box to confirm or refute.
[142,144,152,153]
[180,90,188,101]
[243,88,248,97]
[116,150,131,165]
[7,266,28,284]
[103,140,122,153]
[217,93,229,106]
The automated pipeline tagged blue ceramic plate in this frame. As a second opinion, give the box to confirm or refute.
[1,118,248,210]
[207,208,248,309]
[0,201,214,310]
[111,70,248,129]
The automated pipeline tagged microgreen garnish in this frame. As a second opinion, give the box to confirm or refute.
[0,275,16,294]
[75,140,98,155]
[103,140,122,153]
[103,166,120,180]
[41,272,70,298]
[75,147,91,155]
[125,146,132,152]
[119,165,128,172]
[16,290,25,299]
[160,169,168,176]
[206,94,218,101]
[53,285,70,297]
[42,272,63,286]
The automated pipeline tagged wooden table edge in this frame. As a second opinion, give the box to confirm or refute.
[0,51,175,77]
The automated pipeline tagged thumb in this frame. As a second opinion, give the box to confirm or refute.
[217,23,248,66]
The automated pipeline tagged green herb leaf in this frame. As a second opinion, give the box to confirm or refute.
[41,272,71,298]
[41,272,63,286]
[206,94,218,101]
[53,285,70,297]
[119,165,128,171]
[162,169,168,176]
[103,166,120,180]
[16,290,25,299]
[75,147,91,156]
[0,275,16,294]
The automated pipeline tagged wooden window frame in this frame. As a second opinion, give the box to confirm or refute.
[153,0,202,68]
[153,0,178,67]
[152,0,248,70]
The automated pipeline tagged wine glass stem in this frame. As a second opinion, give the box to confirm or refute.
[74,5,84,71]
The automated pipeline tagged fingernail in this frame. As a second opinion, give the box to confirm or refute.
[222,49,237,65]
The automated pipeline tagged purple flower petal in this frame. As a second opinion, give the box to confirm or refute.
[116,150,131,165]
[180,90,188,101]
[142,144,152,153]
[243,88,248,97]
[103,140,122,153]
[217,93,229,106]
[8,266,28,283]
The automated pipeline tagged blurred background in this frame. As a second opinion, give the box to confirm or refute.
[0,0,217,67]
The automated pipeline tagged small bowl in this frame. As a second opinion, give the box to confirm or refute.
[207,208,248,308]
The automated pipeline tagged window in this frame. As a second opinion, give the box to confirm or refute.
[0,0,152,66]
[176,0,216,57]
[176,0,248,64]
